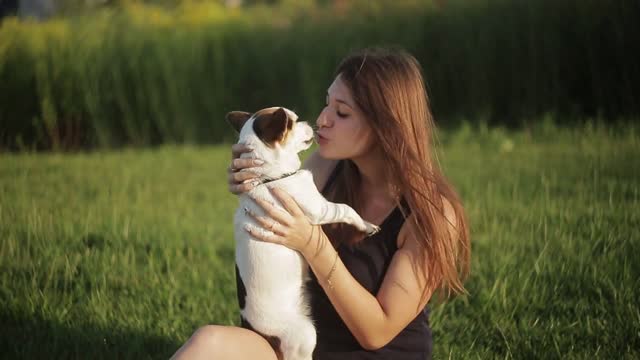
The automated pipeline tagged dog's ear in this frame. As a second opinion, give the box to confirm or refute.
[253,108,291,146]
[226,111,252,133]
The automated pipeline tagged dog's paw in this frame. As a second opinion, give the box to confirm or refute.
[365,223,381,236]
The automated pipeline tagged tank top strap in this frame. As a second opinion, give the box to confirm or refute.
[379,197,411,252]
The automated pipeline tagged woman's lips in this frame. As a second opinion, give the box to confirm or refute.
[315,133,329,145]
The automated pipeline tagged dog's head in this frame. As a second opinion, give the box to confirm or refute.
[226,107,314,179]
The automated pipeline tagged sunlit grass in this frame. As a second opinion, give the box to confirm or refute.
[1,124,638,358]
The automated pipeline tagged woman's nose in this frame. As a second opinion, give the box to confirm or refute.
[317,108,332,128]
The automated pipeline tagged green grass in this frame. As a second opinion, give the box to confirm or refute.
[1,124,639,358]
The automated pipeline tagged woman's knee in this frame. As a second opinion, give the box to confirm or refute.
[171,325,226,360]
[190,325,225,348]
[172,324,278,360]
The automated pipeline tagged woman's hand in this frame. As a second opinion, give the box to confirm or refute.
[244,187,326,257]
[227,144,263,195]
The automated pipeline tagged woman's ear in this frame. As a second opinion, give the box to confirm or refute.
[226,111,252,133]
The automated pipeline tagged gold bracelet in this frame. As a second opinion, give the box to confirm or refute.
[326,250,339,290]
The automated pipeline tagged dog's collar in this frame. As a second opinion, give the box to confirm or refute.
[259,171,298,185]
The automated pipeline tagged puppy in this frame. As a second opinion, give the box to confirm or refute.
[227,107,379,360]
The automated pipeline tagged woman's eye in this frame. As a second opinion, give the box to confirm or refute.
[337,111,348,118]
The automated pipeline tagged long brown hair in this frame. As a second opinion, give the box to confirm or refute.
[322,47,471,299]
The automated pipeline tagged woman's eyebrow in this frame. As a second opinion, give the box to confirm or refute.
[327,92,354,109]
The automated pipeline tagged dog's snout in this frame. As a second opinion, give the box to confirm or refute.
[296,121,314,136]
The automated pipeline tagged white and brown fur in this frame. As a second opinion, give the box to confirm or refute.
[227,107,380,360]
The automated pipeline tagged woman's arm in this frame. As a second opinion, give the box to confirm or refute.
[307,198,459,349]
[302,218,429,350]
[245,190,459,350]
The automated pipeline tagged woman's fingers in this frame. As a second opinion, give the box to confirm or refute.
[228,170,259,184]
[230,182,258,195]
[244,207,286,236]
[228,168,261,194]
[251,197,293,226]
[231,143,253,159]
[229,143,262,171]
[228,144,262,195]
[270,188,305,217]
[231,158,264,171]
[244,224,283,245]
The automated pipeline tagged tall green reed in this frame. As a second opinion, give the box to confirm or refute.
[0,0,638,151]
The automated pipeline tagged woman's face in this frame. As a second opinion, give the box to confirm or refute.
[315,75,376,160]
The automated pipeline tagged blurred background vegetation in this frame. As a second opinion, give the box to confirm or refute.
[1,0,639,151]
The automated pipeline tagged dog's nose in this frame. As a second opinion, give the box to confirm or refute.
[305,125,314,138]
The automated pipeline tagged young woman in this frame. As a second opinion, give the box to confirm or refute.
[171,47,470,360]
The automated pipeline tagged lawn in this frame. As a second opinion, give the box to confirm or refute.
[1,123,638,359]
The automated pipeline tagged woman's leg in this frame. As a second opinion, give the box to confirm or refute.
[170,325,278,360]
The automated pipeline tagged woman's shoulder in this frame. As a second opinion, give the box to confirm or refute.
[302,151,339,191]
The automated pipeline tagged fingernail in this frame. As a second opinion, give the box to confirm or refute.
[253,159,264,165]
[252,180,261,186]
